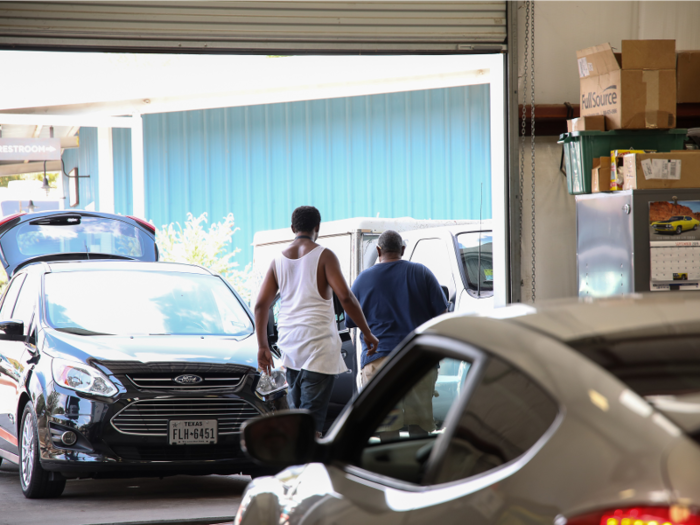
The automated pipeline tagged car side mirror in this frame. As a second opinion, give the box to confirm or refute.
[241,411,317,468]
[0,319,25,341]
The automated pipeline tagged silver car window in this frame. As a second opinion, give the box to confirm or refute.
[429,356,558,485]
[359,356,472,484]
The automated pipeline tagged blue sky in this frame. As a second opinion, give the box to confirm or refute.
[678,201,700,213]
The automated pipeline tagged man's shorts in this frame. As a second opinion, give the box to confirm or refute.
[285,368,336,433]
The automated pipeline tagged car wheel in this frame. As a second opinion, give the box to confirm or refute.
[677,226,683,235]
[694,225,698,230]
[19,402,65,498]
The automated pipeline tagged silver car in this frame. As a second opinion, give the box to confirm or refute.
[236,294,700,525]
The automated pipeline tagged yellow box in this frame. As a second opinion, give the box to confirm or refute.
[611,149,650,190]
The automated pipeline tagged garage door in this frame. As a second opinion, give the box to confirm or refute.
[0,1,506,53]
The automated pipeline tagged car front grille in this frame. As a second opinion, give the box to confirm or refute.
[126,373,244,390]
[111,398,262,437]
[111,444,245,461]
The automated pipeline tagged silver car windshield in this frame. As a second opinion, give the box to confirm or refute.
[44,270,253,336]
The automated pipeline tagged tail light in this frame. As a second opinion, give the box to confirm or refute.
[127,215,156,235]
[568,507,700,525]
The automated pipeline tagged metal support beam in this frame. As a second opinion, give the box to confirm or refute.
[489,53,507,309]
[97,127,114,213]
[0,114,137,128]
[131,113,145,219]
[506,1,521,304]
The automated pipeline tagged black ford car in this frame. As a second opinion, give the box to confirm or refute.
[0,211,287,498]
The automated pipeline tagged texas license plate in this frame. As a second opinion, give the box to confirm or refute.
[168,420,218,445]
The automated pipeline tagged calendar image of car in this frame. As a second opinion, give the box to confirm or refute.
[649,201,700,292]
[650,201,700,239]
[652,215,700,234]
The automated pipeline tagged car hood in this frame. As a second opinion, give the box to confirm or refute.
[42,329,260,369]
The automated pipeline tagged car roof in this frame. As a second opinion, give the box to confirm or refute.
[416,294,700,402]
[477,293,700,346]
[253,217,488,245]
[36,260,214,275]
[402,222,493,238]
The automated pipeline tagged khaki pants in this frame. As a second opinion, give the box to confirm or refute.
[361,356,389,387]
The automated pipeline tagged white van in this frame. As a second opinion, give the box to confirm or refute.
[251,217,493,428]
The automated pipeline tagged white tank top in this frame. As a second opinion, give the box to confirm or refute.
[274,245,347,374]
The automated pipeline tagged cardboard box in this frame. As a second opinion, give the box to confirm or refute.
[622,40,676,70]
[612,149,648,190]
[577,40,677,129]
[678,51,700,103]
[591,157,612,193]
[623,151,700,190]
[567,116,606,132]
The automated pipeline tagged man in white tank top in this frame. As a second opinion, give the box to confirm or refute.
[255,206,378,435]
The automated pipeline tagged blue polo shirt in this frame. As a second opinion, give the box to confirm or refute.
[345,259,448,369]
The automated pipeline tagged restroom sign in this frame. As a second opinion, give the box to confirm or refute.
[0,138,62,160]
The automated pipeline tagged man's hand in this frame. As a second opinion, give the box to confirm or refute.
[258,345,273,375]
[363,332,379,356]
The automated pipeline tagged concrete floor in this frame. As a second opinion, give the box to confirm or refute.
[0,461,248,525]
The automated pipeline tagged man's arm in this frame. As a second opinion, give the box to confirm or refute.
[254,261,279,374]
[323,251,379,355]
[344,280,359,329]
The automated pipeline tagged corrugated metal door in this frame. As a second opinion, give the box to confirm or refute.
[0,2,506,53]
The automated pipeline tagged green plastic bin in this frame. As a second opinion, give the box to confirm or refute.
[558,129,687,195]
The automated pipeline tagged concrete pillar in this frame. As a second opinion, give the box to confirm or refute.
[97,127,114,213]
[131,113,145,218]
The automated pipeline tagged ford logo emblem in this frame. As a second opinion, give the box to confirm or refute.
[174,374,203,385]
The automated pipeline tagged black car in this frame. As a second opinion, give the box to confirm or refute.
[0,211,287,498]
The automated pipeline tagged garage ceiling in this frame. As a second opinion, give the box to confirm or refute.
[0,1,506,53]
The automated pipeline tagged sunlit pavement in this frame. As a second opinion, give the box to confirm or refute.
[0,462,246,525]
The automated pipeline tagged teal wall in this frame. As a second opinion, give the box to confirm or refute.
[67,84,492,267]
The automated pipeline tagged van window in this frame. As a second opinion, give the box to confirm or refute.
[410,239,453,289]
[457,232,493,292]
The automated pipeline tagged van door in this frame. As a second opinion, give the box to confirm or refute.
[455,231,494,313]
[408,236,458,310]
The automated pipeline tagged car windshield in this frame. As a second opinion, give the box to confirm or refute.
[457,232,493,291]
[669,216,684,221]
[44,270,254,337]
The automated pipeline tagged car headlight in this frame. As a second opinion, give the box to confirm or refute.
[256,369,288,396]
[52,358,118,397]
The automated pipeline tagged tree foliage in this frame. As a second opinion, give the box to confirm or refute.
[156,212,256,304]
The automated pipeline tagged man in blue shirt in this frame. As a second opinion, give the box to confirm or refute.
[346,229,448,386]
